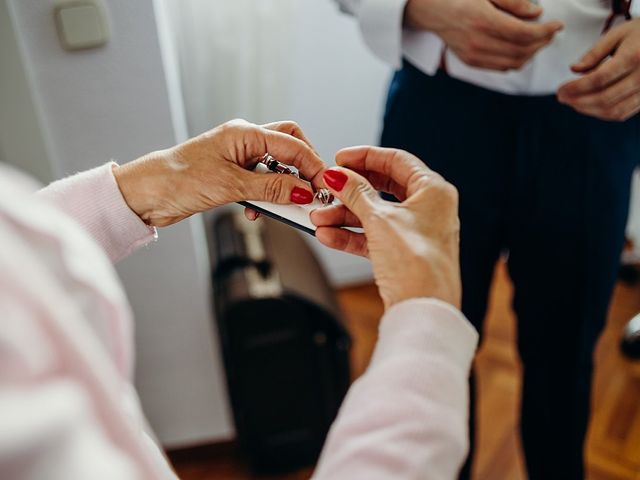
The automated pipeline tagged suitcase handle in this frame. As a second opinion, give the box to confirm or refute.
[213,256,273,283]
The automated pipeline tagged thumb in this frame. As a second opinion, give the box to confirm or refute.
[323,167,380,223]
[242,170,315,205]
[491,0,542,19]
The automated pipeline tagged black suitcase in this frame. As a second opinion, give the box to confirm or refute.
[210,211,351,473]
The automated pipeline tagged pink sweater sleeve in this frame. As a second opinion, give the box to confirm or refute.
[37,163,157,263]
[313,298,479,480]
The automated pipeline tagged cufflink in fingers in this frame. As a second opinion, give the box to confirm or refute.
[258,153,334,205]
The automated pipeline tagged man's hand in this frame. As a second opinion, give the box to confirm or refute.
[310,147,461,310]
[558,19,640,122]
[404,0,563,71]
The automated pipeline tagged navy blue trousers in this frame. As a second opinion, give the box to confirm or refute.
[380,62,639,479]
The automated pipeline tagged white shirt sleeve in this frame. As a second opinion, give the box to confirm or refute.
[631,1,640,18]
[313,298,479,480]
[334,0,410,68]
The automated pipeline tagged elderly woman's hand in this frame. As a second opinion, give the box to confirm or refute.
[113,119,325,227]
[310,147,461,310]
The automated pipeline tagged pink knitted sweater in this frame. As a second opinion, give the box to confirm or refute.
[0,163,478,480]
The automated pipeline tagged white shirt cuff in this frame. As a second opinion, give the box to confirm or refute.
[358,0,409,68]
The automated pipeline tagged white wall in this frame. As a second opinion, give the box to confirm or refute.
[284,1,391,284]
[3,0,233,447]
[0,0,53,183]
[162,0,392,285]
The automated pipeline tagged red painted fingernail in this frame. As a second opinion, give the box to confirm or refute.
[291,187,313,204]
[323,169,348,192]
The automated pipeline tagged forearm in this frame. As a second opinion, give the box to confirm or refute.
[313,299,478,480]
[37,163,156,263]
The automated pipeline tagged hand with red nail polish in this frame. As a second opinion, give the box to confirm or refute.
[311,146,461,310]
[323,169,348,192]
[291,186,314,204]
[114,119,326,227]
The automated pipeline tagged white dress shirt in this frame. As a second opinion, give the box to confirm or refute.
[337,0,640,95]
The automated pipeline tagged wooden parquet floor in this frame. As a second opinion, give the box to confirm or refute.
[169,260,640,479]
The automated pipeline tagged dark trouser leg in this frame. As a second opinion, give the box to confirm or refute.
[507,98,639,479]
[380,64,516,478]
